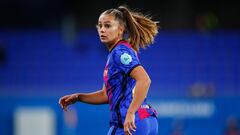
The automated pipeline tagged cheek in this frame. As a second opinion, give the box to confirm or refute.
[97,29,101,35]
[108,28,119,37]
[108,31,117,37]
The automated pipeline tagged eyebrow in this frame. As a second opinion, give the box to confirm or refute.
[98,21,112,24]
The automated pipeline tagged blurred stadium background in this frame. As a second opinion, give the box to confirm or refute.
[0,0,240,135]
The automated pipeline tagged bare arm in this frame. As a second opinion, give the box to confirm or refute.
[76,85,109,104]
[128,66,151,114]
[124,66,151,134]
[59,85,108,111]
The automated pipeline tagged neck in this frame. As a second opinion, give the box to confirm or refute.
[106,39,124,52]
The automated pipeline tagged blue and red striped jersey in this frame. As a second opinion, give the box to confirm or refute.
[103,40,157,126]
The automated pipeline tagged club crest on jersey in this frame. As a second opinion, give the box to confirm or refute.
[120,53,132,65]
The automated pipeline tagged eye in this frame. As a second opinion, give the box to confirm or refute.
[104,24,111,28]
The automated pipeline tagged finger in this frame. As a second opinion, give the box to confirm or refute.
[58,98,61,105]
[128,122,136,132]
[125,132,130,135]
[59,96,68,104]
[124,124,132,135]
[127,128,132,135]
[62,99,70,111]
[124,124,128,134]
[131,122,137,130]
[65,96,73,103]
[129,125,136,132]
[59,99,64,109]
[63,105,68,111]
[124,129,131,135]
[60,102,64,109]
[61,102,67,110]
[60,95,70,102]
[128,123,134,132]
[59,97,65,105]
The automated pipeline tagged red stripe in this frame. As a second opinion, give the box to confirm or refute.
[137,108,151,120]
[118,41,132,49]
[104,65,113,110]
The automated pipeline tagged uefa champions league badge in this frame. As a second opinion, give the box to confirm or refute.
[120,53,132,65]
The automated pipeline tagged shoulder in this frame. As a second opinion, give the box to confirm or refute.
[111,44,139,66]
[112,44,135,56]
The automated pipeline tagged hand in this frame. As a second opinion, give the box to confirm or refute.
[124,112,136,135]
[58,94,78,111]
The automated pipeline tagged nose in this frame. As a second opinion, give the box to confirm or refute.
[99,27,105,33]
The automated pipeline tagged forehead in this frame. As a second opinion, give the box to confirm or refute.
[98,14,116,23]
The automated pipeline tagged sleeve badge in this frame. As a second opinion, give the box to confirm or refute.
[120,53,132,65]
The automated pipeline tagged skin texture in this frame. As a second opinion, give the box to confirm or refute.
[59,13,151,135]
[97,14,125,51]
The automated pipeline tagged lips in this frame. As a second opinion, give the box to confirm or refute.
[100,35,107,39]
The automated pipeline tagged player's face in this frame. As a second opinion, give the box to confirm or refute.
[97,14,124,47]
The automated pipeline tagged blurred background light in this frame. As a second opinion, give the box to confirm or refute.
[0,0,239,135]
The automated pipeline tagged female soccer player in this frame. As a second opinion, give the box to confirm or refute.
[59,5,159,135]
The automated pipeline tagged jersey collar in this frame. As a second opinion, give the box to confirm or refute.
[109,40,129,53]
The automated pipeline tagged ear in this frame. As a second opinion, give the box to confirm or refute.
[118,25,125,36]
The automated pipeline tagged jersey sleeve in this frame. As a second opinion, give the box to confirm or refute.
[112,45,141,75]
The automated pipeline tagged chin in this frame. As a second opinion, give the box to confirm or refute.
[101,40,109,45]
[100,40,106,44]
